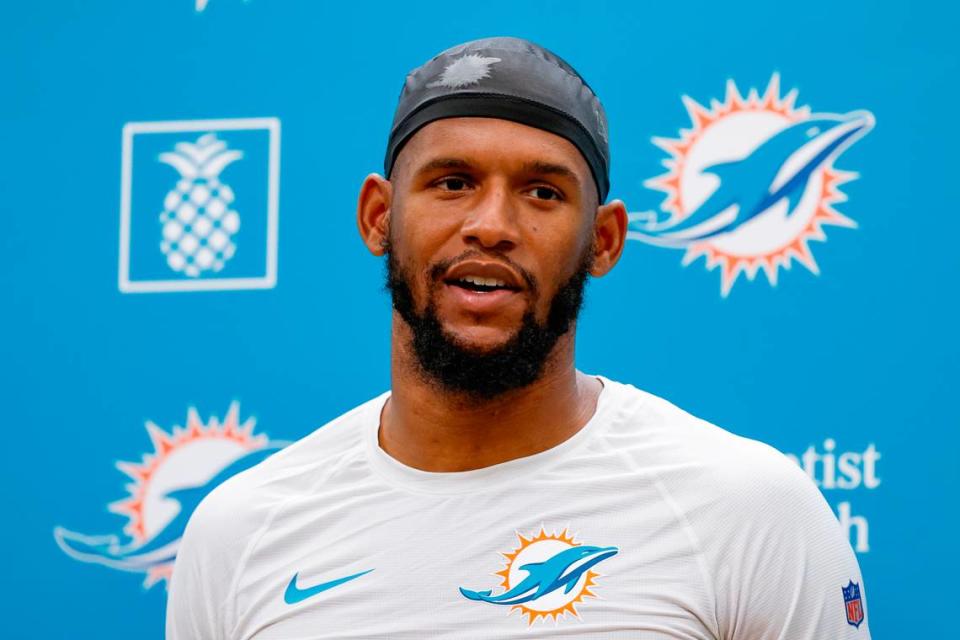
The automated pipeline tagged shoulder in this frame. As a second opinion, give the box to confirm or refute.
[599,380,867,636]
[598,377,826,526]
[181,392,387,553]
[169,393,388,636]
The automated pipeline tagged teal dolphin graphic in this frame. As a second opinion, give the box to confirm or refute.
[629,111,874,246]
[54,445,282,573]
[460,545,618,606]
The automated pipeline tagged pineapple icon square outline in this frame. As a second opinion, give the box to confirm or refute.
[119,118,280,293]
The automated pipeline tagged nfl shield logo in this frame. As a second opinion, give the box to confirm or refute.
[842,580,865,628]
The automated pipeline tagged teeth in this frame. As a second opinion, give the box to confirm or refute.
[460,276,507,287]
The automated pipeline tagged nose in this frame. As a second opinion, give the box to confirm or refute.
[459,181,521,252]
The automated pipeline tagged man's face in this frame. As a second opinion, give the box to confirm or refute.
[386,117,598,359]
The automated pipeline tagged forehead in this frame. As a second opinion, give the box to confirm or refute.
[394,117,593,183]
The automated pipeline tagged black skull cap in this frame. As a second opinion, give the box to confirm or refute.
[385,37,610,202]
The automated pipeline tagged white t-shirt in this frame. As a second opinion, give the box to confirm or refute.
[167,377,871,639]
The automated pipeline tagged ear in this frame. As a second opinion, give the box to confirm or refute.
[356,173,392,256]
[589,199,628,277]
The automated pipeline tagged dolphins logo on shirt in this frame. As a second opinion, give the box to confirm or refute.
[627,74,874,295]
[54,402,285,588]
[460,527,618,625]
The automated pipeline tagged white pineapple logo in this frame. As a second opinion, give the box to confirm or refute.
[158,133,242,277]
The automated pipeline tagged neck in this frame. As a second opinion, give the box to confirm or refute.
[378,314,602,472]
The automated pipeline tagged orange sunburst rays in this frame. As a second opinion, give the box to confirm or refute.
[645,73,861,296]
[496,527,603,626]
[108,402,265,587]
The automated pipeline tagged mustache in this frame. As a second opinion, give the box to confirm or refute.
[426,250,538,295]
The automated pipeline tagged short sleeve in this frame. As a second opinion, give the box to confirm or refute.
[703,443,872,639]
[166,474,256,640]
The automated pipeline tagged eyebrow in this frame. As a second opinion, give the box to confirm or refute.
[520,160,581,187]
[414,157,582,186]
[414,157,473,175]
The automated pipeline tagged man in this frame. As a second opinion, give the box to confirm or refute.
[168,37,871,639]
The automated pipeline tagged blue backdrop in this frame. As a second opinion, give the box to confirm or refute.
[2,1,957,637]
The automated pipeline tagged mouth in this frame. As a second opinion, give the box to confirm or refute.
[442,260,525,294]
[439,260,527,315]
[445,274,521,294]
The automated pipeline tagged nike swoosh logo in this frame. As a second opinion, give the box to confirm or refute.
[283,568,374,605]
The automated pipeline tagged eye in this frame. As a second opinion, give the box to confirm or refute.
[436,177,471,191]
[527,185,562,201]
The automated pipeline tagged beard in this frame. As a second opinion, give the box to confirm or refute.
[385,245,593,400]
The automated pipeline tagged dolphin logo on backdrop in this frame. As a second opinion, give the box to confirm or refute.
[54,403,284,588]
[628,74,874,295]
[459,527,618,626]
[195,0,251,11]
